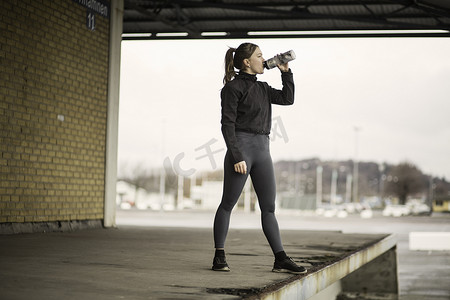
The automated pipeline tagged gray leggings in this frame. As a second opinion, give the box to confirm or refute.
[213,132,284,254]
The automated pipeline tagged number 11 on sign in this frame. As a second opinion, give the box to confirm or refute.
[87,11,96,31]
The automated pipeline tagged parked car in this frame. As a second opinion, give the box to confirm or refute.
[382,205,411,217]
[409,203,432,216]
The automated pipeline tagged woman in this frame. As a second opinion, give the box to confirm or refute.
[212,43,307,275]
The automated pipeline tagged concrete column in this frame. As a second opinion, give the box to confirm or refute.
[341,246,399,295]
[316,166,323,208]
[345,173,352,203]
[104,0,124,227]
[330,169,338,205]
[177,175,184,209]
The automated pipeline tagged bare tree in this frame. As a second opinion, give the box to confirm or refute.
[118,162,178,195]
[384,162,426,204]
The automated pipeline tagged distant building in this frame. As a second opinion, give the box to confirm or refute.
[116,181,175,211]
[432,197,450,213]
[191,181,223,210]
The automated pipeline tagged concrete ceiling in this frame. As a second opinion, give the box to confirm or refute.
[122,0,450,39]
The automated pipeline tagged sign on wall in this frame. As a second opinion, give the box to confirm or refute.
[73,0,110,31]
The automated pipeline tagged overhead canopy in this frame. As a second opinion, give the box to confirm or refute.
[122,0,450,39]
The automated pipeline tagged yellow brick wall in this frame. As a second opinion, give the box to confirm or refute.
[0,0,110,223]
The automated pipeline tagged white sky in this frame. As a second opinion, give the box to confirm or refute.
[118,37,450,179]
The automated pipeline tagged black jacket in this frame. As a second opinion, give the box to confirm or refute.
[221,70,295,163]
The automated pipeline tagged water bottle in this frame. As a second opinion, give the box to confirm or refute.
[263,50,296,69]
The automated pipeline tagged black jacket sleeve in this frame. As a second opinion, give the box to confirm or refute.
[220,85,245,163]
[269,70,295,105]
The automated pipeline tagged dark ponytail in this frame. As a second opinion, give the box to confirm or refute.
[223,47,236,84]
[223,43,259,85]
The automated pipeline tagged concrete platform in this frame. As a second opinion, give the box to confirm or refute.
[0,226,396,299]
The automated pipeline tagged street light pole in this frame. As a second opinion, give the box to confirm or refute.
[378,163,385,201]
[352,126,360,203]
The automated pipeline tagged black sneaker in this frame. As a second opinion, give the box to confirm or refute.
[212,256,230,272]
[272,257,307,274]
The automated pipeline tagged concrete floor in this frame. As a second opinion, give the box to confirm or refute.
[0,209,449,299]
[0,225,389,299]
[116,209,450,299]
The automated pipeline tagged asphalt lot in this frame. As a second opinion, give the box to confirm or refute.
[117,208,450,299]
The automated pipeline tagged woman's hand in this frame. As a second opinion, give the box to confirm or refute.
[234,161,247,174]
[277,62,289,72]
